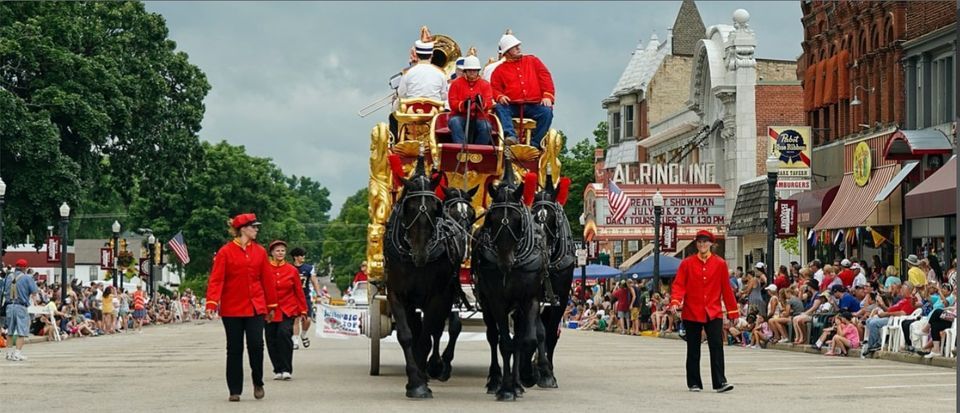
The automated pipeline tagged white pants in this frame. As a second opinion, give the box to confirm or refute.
[909,318,929,348]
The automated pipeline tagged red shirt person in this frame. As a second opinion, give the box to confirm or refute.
[352,261,369,287]
[205,213,277,401]
[668,230,736,393]
[837,259,856,288]
[489,32,555,147]
[448,55,495,145]
[263,240,307,380]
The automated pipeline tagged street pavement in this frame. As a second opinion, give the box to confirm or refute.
[1,321,956,412]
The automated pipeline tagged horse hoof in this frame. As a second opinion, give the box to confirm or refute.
[485,378,502,394]
[495,390,516,401]
[537,375,558,389]
[437,363,452,382]
[520,374,537,389]
[406,384,433,399]
[426,359,443,380]
[515,385,525,396]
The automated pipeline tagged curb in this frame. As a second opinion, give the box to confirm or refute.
[656,332,957,369]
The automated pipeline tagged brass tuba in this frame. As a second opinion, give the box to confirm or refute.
[430,33,461,76]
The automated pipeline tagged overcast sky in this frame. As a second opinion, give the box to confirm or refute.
[145,1,803,213]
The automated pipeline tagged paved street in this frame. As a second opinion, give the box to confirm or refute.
[1,322,956,412]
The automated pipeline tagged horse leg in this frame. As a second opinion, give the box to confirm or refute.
[426,317,445,380]
[537,306,560,389]
[388,294,431,398]
[496,314,517,402]
[519,308,540,389]
[482,305,502,394]
[438,310,461,382]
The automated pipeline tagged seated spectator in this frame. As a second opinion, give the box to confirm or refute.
[578,305,598,331]
[825,312,859,356]
[769,288,802,343]
[883,265,902,291]
[749,314,772,349]
[917,296,957,358]
[793,283,827,345]
[862,282,917,358]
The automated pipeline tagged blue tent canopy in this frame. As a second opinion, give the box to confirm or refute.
[622,254,682,280]
[581,264,621,279]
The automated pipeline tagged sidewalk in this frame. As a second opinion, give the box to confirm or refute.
[657,331,958,369]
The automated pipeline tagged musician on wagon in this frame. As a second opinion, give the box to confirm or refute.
[447,55,494,145]
[488,32,555,147]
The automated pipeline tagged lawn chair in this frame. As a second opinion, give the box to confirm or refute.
[943,317,958,357]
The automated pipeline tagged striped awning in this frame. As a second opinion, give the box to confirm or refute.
[813,165,898,230]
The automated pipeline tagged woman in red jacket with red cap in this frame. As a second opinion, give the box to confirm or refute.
[669,229,737,394]
[263,239,307,381]
[206,213,278,402]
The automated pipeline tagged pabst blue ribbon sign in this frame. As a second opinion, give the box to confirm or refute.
[769,126,812,190]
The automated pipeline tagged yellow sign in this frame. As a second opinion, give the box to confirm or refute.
[853,142,872,187]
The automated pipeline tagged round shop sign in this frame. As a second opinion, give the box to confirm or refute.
[775,129,807,165]
[853,141,872,187]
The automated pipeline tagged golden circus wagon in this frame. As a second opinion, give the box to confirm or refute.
[359,28,564,374]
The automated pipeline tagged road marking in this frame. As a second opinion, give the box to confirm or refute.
[863,384,955,389]
[758,365,890,371]
[817,372,955,379]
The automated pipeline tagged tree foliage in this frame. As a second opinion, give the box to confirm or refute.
[559,121,607,239]
[0,2,209,245]
[322,189,369,293]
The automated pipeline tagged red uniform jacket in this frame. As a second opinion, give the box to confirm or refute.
[837,269,855,288]
[266,260,308,322]
[205,240,278,317]
[670,253,739,323]
[448,76,493,119]
[489,55,556,104]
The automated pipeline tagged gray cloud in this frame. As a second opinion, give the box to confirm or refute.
[145,1,802,213]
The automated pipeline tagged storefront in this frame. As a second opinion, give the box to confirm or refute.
[811,131,903,270]
[789,185,839,262]
[904,155,957,267]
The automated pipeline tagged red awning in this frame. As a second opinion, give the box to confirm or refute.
[789,185,839,227]
[905,156,957,219]
[813,165,898,230]
[883,128,953,161]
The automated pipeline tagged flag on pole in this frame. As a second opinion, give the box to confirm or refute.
[607,180,631,223]
[167,231,191,265]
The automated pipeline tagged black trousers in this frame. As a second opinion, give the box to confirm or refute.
[684,318,727,390]
[265,315,295,374]
[221,316,265,395]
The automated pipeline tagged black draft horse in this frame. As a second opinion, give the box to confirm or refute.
[383,154,466,399]
[523,174,575,389]
[472,159,549,401]
[425,185,478,383]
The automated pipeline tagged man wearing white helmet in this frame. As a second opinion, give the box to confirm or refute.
[397,38,448,102]
[447,55,493,145]
[489,32,555,147]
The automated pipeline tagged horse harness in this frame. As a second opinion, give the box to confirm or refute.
[532,200,576,273]
[385,189,468,267]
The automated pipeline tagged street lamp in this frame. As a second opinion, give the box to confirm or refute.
[147,233,156,297]
[59,202,70,301]
[766,156,779,285]
[652,189,664,294]
[0,177,6,258]
[112,221,121,290]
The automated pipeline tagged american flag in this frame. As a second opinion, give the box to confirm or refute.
[167,231,190,265]
[607,180,630,223]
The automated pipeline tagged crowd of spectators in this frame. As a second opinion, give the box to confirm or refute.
[563,254,958,360]
[1,268,203,348]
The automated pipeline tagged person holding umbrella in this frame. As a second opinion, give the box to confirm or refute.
[206,213,278,402]
[668,230,737,393]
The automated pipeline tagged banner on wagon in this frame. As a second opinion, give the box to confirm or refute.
[318,304,365,339]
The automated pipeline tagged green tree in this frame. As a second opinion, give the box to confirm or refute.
[0,2,210,245]
[322,189,369,292]
[559,121,607,238]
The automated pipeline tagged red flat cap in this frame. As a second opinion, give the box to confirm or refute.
[231,213,261,229]
[15,259,28,268]
[695,230,715,243]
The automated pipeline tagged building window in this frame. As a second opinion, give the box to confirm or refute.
[931,54,954,126]
[611,112,622,145]
[623,105,635,139]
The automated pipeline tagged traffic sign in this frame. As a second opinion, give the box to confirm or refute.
[576,249,588,266]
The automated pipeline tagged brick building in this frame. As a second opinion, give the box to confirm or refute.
[796,0,956,270]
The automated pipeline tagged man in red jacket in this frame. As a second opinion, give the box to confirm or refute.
[669,230,737,393]
[489,32,555,148]
[447,55,494,145]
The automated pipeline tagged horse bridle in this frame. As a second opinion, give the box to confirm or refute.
[532,200,560,240]
[399,189,441,232]
[487,201,529,244]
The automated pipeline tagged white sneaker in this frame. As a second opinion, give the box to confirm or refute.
[273,373,283,380]
[281,372,292,380]
[924,351,936,359]
[11,351,25,361]
[292,336,300,350]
